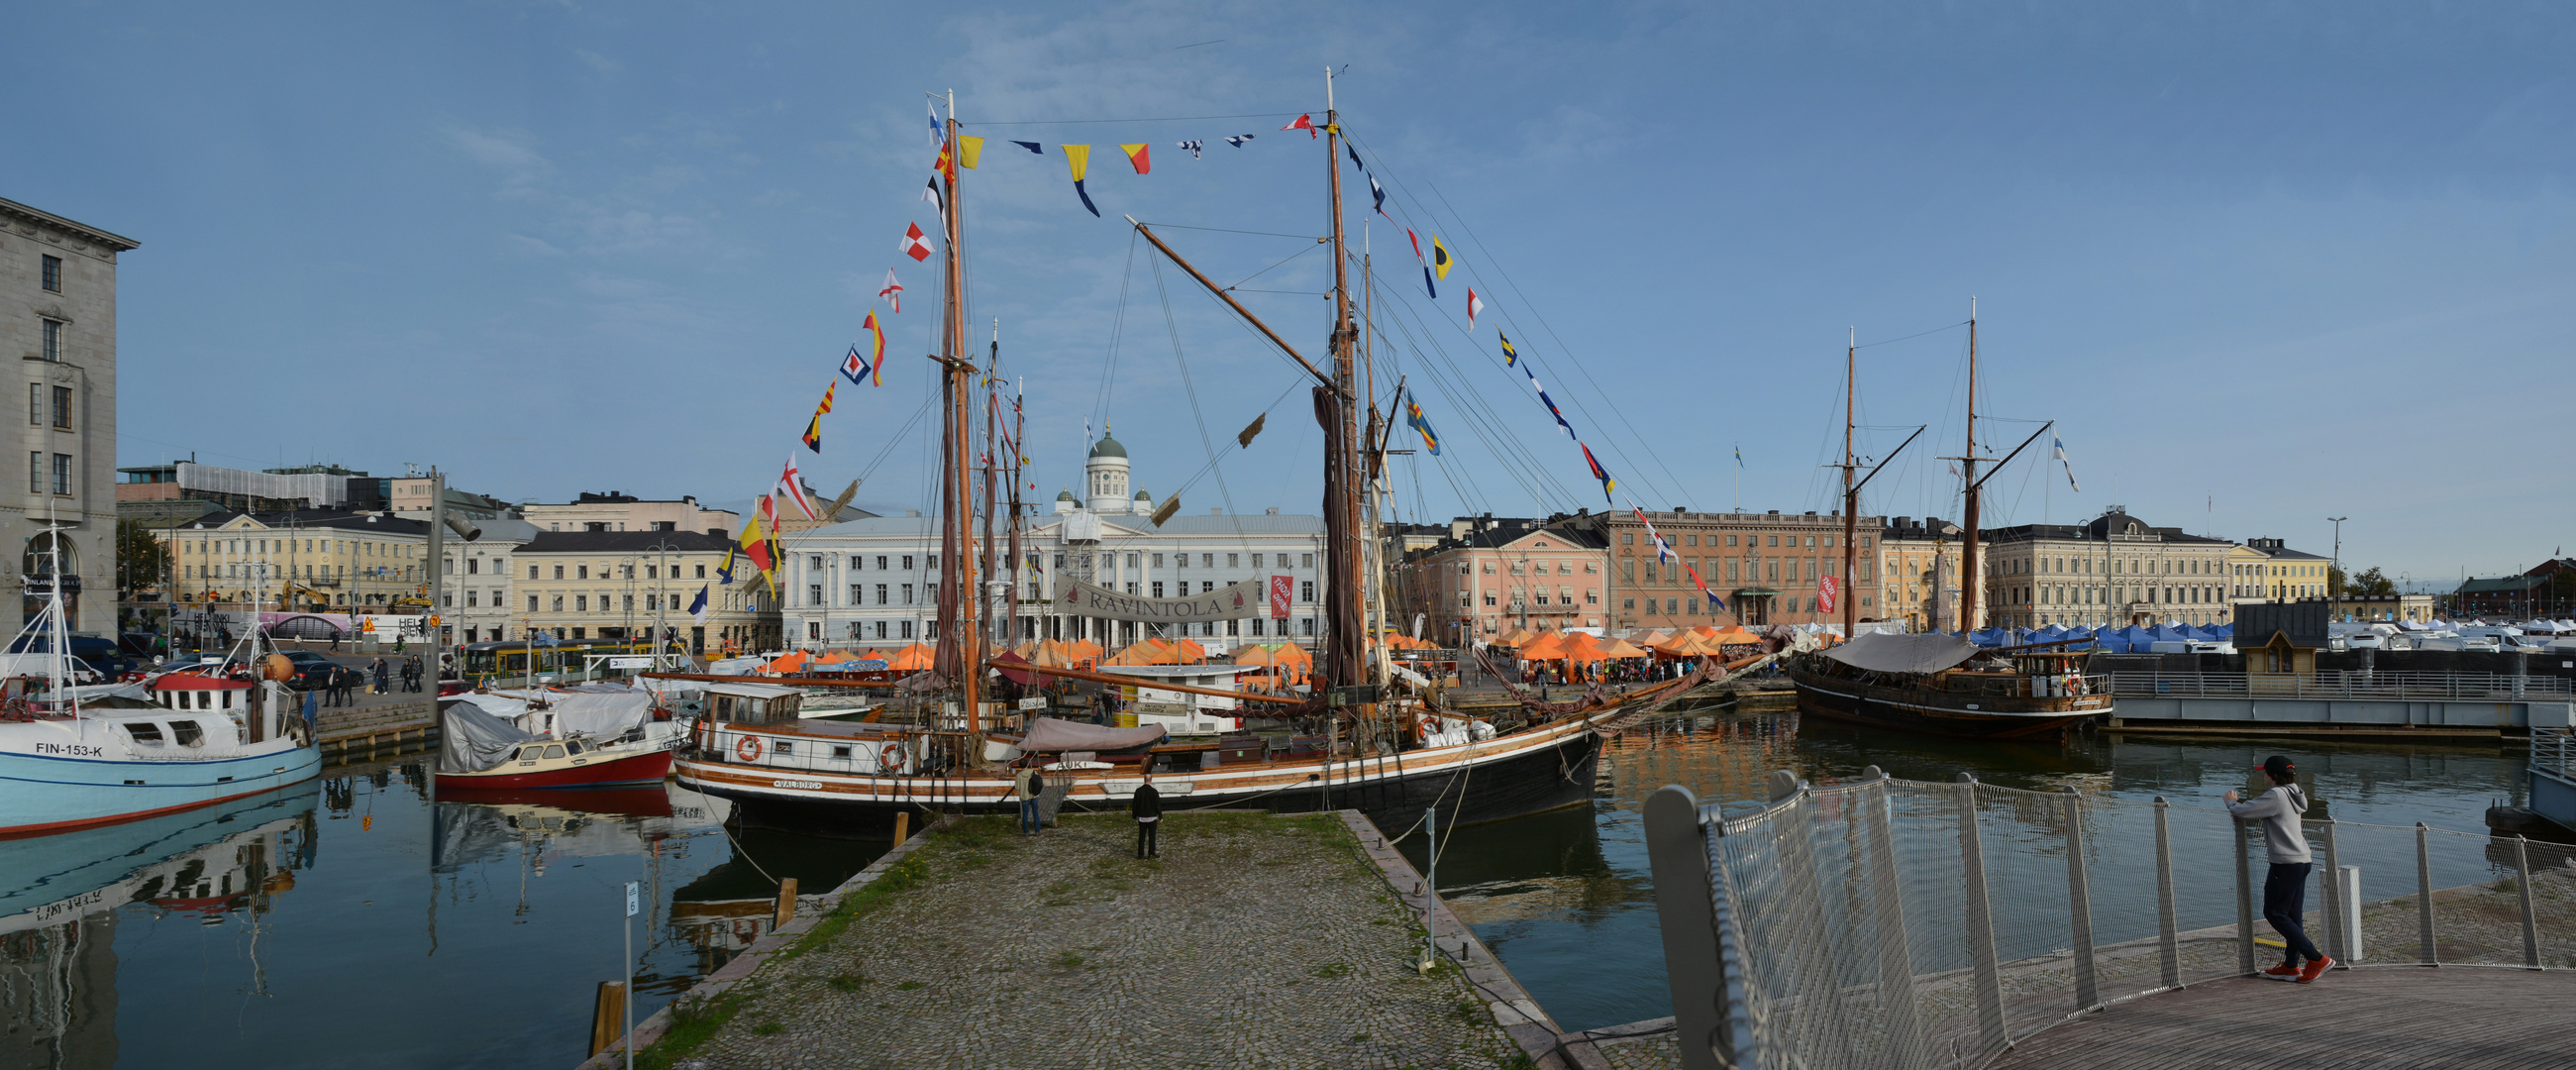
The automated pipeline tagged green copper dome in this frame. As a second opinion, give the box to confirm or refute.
[1056,488,1076,501]
[1088,434,1127,460]
[1135,489,1152,499]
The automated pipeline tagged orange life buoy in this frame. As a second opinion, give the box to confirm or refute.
[878,741,909,774]
[1418,714,1440,737]
[736,734,764,761]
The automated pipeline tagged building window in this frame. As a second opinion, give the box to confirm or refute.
[1301,554,1314,568]
[40,319,61,363]
[551,595,564,611]
[1152,582,1166,598]
[26,452,37,493]
[902,555,915,571]
[851,584,864,604]
[1227,553,1239,568]
[51,386,70,429]
[1299,580,1315,602]
[876,584,888,604]
[41,255,62,293]
[809,584,823,605]
[574,594,588,611]
[51,453,70,495]
[24,385,35,426]
[901,584,913,604]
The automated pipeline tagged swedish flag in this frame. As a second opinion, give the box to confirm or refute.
[1404,393,1441,456]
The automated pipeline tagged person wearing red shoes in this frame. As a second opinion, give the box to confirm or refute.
[2226,755,2334,982]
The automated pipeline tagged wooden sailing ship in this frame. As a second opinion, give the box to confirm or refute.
[1787,305,2115,738]
[667,76,1768,826]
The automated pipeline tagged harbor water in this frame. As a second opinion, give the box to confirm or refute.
[1,708,2536,1064]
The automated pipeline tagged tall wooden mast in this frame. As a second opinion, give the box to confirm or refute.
[930,92,979,731]
[1319,66,1365,694]
[1959,298,1981,632]
[1840,330,1858,638]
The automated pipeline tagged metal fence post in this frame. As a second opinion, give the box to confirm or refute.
[2515,834,2540,969]
[2234,815,2256,976]
[2154,797,2180,989]
[2318,818,2344,964]
[1954,774,2009,1056]
[2061,788,2099,1010]
[1644,785,1734,1070]
[2416,822,2438,965]
[1858,768,1927,1070]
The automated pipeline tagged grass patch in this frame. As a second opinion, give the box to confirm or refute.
[634,984,756,1070]
[751,1018,784,1035]
[826,972,867,993]
[1313,962,1350,979]
[896,980,925,991]
[1055,950,1086,969]
[777,851,931,962]
[940,814,1022,851]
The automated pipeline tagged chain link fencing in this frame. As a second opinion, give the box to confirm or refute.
[1643,768,2576,1070]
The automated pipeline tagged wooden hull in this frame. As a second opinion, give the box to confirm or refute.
[1789,669,2111,740]
[433,747,672,789]
[675,714,1602,829]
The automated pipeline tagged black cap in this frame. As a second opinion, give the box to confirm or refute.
[2259,755,2296,781]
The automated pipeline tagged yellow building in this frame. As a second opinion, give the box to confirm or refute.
[511,530,778,654]
[160,509,429,609]
[1879,516,1961,632]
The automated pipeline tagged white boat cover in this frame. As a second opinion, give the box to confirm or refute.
[439,700,537,774]
[1821,631,1982,675]
[1015,716,1169,753]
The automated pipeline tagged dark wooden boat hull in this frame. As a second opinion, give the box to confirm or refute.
[1789,669,2106,740]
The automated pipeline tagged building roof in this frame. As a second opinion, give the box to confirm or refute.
[1088,434,1127,460]
[185,509,431,535]
[2457,574,2547,595]
[0,197,140,253]
[518,530,739,554]
[458,516,542,545]
[1411,519,1607,556]
[1057,488,1076,501]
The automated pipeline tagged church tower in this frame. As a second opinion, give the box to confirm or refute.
[1084,430,1131,513]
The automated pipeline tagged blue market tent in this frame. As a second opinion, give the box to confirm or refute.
[1970,628,2012,647]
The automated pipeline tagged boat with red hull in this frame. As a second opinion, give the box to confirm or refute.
[433,737,671,790]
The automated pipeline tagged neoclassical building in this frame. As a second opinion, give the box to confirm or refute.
[1977,508,2237,629]
[778,432,1329,652]
[5,198,135,631]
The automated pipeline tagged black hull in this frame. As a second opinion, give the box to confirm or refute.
[1791,671,2099,740]
[698,729,1601,833]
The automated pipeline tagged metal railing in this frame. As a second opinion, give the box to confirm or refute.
[1644,770,2576,1070]
[2537,729,2576,781]
[2104,671,2572,700]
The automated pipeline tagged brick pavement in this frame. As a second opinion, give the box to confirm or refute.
[665,811,1527,1070]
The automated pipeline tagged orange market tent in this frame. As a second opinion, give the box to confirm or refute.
[1653,631,1723,658]
[1103,639,1181,666]
[1066,639,1106,663]
[1515,632,1569,661]
[881,643,937,672]
[760,650,812,675]
[1010,639,1084,668]
[1494,626,1540,647]
[1596,637,1653,660]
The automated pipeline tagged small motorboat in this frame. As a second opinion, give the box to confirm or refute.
[434,734,672,790]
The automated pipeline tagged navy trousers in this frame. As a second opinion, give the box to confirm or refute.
[2263,862,2324,964]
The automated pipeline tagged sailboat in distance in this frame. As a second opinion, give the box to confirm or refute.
[669,75,1775,826]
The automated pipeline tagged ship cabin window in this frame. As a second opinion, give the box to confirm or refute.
[520,745,547,761]
[565,739,584,756]
[774,740,795,756]
[833,745,853,759]
[544,745,567,759]
[126,721,165,745]
[169,720,205,747]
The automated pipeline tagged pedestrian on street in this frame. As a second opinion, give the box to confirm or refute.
[339,666,358,706]
[2225,755,2333,983]
[370,658,389,696]
[404,656,422,693]
[1131,770,1162,859]
[1015,760,1044,835]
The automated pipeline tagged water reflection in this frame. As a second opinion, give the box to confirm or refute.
[1,766,879,1068]
[1,783,319,1063]
[1411,707,2537,1032]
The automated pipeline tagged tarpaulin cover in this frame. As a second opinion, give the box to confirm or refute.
[439,699,538,774]
[548,685,653,739]
[1820,631,1982,676]
[1015,716,1168,753]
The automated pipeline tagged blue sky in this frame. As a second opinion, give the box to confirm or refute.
[13,1,2573,585]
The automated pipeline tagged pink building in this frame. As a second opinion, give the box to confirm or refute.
[1396,517,1609,648]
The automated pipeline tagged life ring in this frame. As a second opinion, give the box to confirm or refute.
[736,734,764,762]
[878,741,910,774]
[1418,714,1440,738]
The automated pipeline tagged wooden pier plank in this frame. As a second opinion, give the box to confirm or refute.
[1991,968,2576,1070]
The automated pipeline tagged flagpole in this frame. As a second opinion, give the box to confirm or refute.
[1841,330,1857,639]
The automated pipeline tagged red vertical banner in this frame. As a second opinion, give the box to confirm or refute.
[1817,575,1839,614]
[1270,576,1291,620]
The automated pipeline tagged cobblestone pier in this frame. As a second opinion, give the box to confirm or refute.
[619,810,1556,1070]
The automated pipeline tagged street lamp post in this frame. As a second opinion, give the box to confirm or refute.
[2326,516,2348,619]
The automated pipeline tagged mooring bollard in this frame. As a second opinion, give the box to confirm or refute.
[893,811,910,844]
[774,877,799,929]
[590,980,627,1056]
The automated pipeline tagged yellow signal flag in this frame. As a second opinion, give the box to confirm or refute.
[1432,235,1453,279]
[1064,144,1090,183]
[957,135,983,169]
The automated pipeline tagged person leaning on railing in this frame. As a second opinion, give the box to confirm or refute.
[2224,755,2335,984]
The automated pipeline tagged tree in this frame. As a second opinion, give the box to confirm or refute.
[2340,566,2396,598]
[115,519,170,599]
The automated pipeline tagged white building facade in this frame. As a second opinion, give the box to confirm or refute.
[778,433,1328,652]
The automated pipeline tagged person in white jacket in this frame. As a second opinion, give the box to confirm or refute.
[2225,755,2333,982]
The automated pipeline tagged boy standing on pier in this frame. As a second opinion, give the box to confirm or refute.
[2225,755,2333,983]
[1015,760,1044,835]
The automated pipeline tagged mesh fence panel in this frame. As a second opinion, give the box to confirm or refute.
[1683,773,2576,1070]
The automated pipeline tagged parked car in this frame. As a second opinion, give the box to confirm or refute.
[277,651,343,690]
[9,633,129,679]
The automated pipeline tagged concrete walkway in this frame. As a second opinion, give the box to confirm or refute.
[647,812,1532,1070]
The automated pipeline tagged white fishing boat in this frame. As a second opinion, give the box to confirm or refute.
[0,528,320,837]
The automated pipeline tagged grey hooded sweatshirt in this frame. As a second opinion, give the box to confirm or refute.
[2224,783,2312,864]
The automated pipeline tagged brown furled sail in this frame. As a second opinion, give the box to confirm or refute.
[1313,385,1365,695]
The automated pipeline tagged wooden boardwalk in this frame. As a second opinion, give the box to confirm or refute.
[1993,967,2576,1069]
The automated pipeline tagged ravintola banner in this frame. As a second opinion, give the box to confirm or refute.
[1053,576,1269,625]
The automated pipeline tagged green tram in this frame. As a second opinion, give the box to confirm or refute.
[456,638,660,686]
